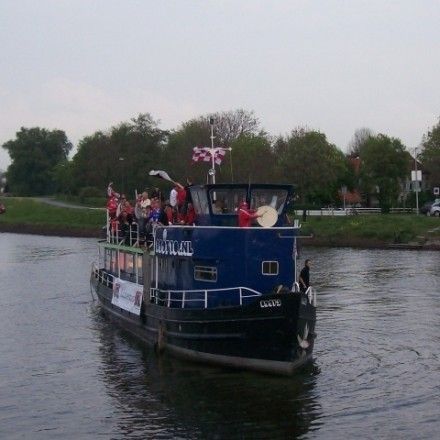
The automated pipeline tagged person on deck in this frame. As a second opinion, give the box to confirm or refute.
[106,182,120,220]
[238,201,262,227]
[184,202,196,225]
[175,183,187,217]
[169,185,178,209]
[164,201,174,224]
[118,195,134,224]
[135,193,152,239]
[183,177,193,214]
[299,259,311,292]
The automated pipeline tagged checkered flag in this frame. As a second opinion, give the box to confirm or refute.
[192,146,227,165]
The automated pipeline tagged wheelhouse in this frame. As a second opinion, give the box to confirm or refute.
[190,183,293,226]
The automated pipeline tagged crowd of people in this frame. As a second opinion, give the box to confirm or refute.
[106,179,196,245]
[106,177,269,245]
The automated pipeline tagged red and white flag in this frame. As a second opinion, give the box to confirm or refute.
[192,146,227,165]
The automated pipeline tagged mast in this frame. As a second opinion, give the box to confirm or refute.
[209,117,216,184]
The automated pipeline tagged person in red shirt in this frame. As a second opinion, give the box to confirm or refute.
[164,201,174,224]
[185,202,196,225]
[238,201,262,227]
[107,196,118,219]
[118,195,134,224]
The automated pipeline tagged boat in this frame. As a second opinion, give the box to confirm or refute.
[90,131,317,375]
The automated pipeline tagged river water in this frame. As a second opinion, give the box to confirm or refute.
[0,232,439,439]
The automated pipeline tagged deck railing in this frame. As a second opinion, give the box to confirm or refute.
[150,286,263,309]
[107,219,141,246]
[91,262,115,289]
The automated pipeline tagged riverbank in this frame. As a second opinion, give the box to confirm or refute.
[1,197,439,249]
[0,197,104,237]
[299,215,440,250]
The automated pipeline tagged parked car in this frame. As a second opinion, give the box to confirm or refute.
[429,200,440,217]
[420,202,433,215]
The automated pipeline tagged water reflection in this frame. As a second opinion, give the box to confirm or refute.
[92,307,322,439]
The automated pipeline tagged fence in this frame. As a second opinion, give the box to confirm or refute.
[294,207,414,217]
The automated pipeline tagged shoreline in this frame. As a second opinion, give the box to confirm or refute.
[0,222,100,238]
[1,222,439,250]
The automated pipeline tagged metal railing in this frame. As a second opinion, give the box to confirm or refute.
[150,286,263,309]
[295,207,415,217]
[91,262,115,289]
[107,220,140,246]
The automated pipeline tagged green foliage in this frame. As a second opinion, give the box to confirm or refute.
[275,128,348,205]
[359,134,409,212]
[226,134,277,183]
[163,119,211,185]
[163,109,263,184]
[2,127,72,196]
[70,113,167,196]
[420,117,440,186]
[78,186,103,201]
[300,214,440,242]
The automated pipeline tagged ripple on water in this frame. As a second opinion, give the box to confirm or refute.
[1,236,440,439]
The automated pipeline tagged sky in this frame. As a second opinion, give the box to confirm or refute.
[1,0,439,170]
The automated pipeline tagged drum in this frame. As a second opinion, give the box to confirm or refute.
[256,205,278,227]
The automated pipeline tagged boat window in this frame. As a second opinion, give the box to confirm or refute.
[209,188,247,214]
[250,189,288,214]
[136,255,143,274]
[262,261,279,275]
[125,253,134,275]
[191,187,210,215]
[105,249,111,271]
[111,250,117,273]
[194,266,218,282]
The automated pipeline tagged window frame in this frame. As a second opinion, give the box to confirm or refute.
[262,261,279,276]
[194,265,218,282]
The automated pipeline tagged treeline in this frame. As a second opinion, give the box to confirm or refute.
[2,110,440,210]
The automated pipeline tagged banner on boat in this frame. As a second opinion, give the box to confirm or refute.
[111,278,143,315]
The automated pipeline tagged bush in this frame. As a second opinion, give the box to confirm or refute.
[78,186,103,201]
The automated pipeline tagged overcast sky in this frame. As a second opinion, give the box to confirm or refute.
[1,0,439,170]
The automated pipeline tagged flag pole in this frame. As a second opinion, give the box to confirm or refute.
[209,117,216,184]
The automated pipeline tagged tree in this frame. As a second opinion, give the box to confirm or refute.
[2,127,72,195]
[0,168,6,193]
[162,109,262,184]
[420,118,440,186]
[274,128,347,205]
[225,134,277,183]
[348,128,374,157]
[70,113,167,196]
[163,119,212,184]
[209,109,261,146]
[359,134,408,212]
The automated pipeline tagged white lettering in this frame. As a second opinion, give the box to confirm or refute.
[259,299,282,308]
[155,239,194,257]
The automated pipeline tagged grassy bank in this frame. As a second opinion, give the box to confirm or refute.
[299,214,440,246]
[0,197,104,234]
